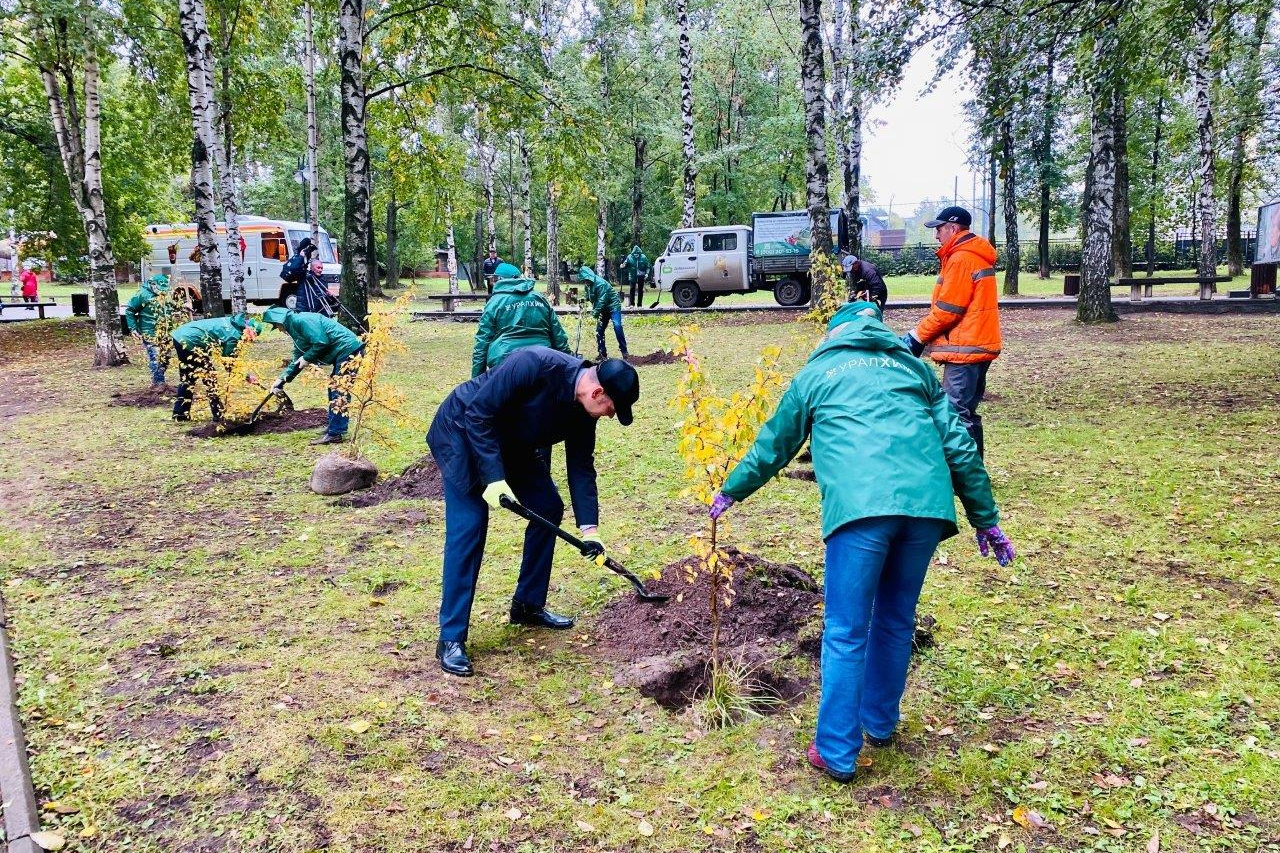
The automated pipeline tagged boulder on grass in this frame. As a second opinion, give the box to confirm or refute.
[310,452,378,496]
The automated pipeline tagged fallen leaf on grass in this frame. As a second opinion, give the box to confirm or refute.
[505,807,523,821]
[638,819,654,836]
[1147,830,1160,852]
[495,755,515,766]
[30,831,66,850]
[997,832,1012,849]
[1012,805,1048,830]
[905,824,922,837]
[347,719,372,734]
[575,820,596,832]
[856,754,874,768]
[980,743,1000,754]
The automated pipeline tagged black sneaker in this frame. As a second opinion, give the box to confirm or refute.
[864,732,895,748]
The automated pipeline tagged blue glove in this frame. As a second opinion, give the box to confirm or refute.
[900,332,925,357]
[709,492,735,520]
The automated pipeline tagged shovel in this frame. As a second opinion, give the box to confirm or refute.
[499,495,669,603]
[220,387,294,435]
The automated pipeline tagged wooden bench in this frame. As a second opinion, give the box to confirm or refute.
[0,299,58,320]
[425,292,489,313]
[1114,275,1231,302]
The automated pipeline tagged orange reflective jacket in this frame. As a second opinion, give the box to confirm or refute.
[912,231,1002,364]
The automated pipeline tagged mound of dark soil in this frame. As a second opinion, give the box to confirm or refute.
[187,407,328,439]
[110,385,176,408]
[342,456,445,507]
[593,547,823,709]
[785,467,817,481]
[627,350,678,366]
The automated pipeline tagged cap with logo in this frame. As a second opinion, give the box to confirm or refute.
[924,206,972,229]
[595,358,640,426]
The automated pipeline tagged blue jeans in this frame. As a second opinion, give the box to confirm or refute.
[438,457,565,642]
[815,516,946,774]
[595,309,628,359]
[143,339,166,384]
[325,347,363,437]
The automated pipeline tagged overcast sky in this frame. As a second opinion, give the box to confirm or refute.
[860,48,982,220]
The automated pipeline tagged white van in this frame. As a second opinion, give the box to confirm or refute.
[140,216,340,310]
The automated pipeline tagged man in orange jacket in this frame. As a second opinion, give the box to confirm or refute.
[901,206,1001,456]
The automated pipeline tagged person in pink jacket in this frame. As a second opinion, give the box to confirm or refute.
[19,267,39,302]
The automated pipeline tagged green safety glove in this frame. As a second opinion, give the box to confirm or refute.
[482,480,516,509]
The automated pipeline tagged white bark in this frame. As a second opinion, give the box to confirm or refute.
[1079,28,1119,323]
[677,0,696,227]
[206,43,246,313]
[547,183,560,302]
[800,0,832,306]
[179,0,222,316]
[304,0,320,243]
[519,133,533,277]
[596,194,607,277]
[36,12,126,365]
[831,0,862,250]
[338,0,372,323]
[445,199,459,295]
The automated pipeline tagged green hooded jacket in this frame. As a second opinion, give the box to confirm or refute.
[578,266,622,317]
[471,277,571,377]
[124,275,172,337]
[171,313,252,358]
[621,246,650,279]
[721,301,999,540]
[275,309,363,381]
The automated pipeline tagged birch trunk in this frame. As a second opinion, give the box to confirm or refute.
[799,0,832,306]
[178,0,222,316]
[1146,92,1163,276]
[1190,2,1216,293]
[338,0,371,325]
[445,201,459,295]
[1000,118,1019,295]
[479,121,497,254]
[596,195,607,278]
[36,17,126,366]
[209,19,247,315]
[1036,47,1055,280]
[1226,5,1269,277]
[519,134,533,277]
[384,190,398,292]
[832,0,862,252]
[1078,30,1119,323]
[676,0,696,227]
[987,150,997,245]
[304,0,320,243]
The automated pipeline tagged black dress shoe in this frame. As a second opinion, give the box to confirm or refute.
[435,640,473,677]
[509,600,575,630]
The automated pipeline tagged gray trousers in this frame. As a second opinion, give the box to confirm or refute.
[941,362,990,457]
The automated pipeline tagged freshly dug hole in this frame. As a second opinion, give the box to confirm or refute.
[627,350,678,366]
[342,455,445,507]
[593,547,823,710]
[110,384,176,408]
[187,407,327,438]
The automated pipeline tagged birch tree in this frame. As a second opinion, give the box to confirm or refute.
[304,0,320,243]
[178,0,223,316]
[1079,21,1120,323]
[799,0,833,304]
[1189,0,1216,294]
[676,0,697,227]
[30,5,127,365]
[338,0,372,325]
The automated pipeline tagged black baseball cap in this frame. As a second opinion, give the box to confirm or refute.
[597,358,640,426]
[924,206,972,229]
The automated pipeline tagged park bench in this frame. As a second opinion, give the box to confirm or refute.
[0,299,58,320]
[1114,275,1231,302]
[426,292,489,313]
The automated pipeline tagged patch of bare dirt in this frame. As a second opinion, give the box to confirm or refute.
[592,547,823,710]
[785,467,817,481]
[627,349,678,366]
[187,407,328,438]
[110,384,177,408]
[343,456,445,507]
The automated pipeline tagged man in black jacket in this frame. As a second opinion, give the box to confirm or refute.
[841,253,888,307]
[425,347,641,676]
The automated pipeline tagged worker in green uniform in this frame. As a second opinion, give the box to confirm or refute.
[125,273,175,386]
[471,262,571,377]
[578,266,628,362]
[170,313,263,422]
[262,306,365,445]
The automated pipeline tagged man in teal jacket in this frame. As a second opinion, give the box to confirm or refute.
[125,273,174,386]
[472,263,571,377]
[578,266,628,361]
[170,313,263,422]
[710,301,1016,783]
[263,306,364,445]
[620,246,650,307]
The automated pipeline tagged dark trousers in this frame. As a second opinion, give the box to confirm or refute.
[595,309,628,359]
[172,343,222,421]
[941,361,990,457]
[439,459,565,642]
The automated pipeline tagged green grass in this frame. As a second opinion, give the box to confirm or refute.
[0,307,1277,851]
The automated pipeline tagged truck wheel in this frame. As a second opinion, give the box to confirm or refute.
[279,285,299,310]
[672,280,702,309]
[774,278,806,307]
[695,294,716,308]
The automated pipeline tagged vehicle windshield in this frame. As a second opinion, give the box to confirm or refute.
[667,235,695,254]
[288,229,337,263]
